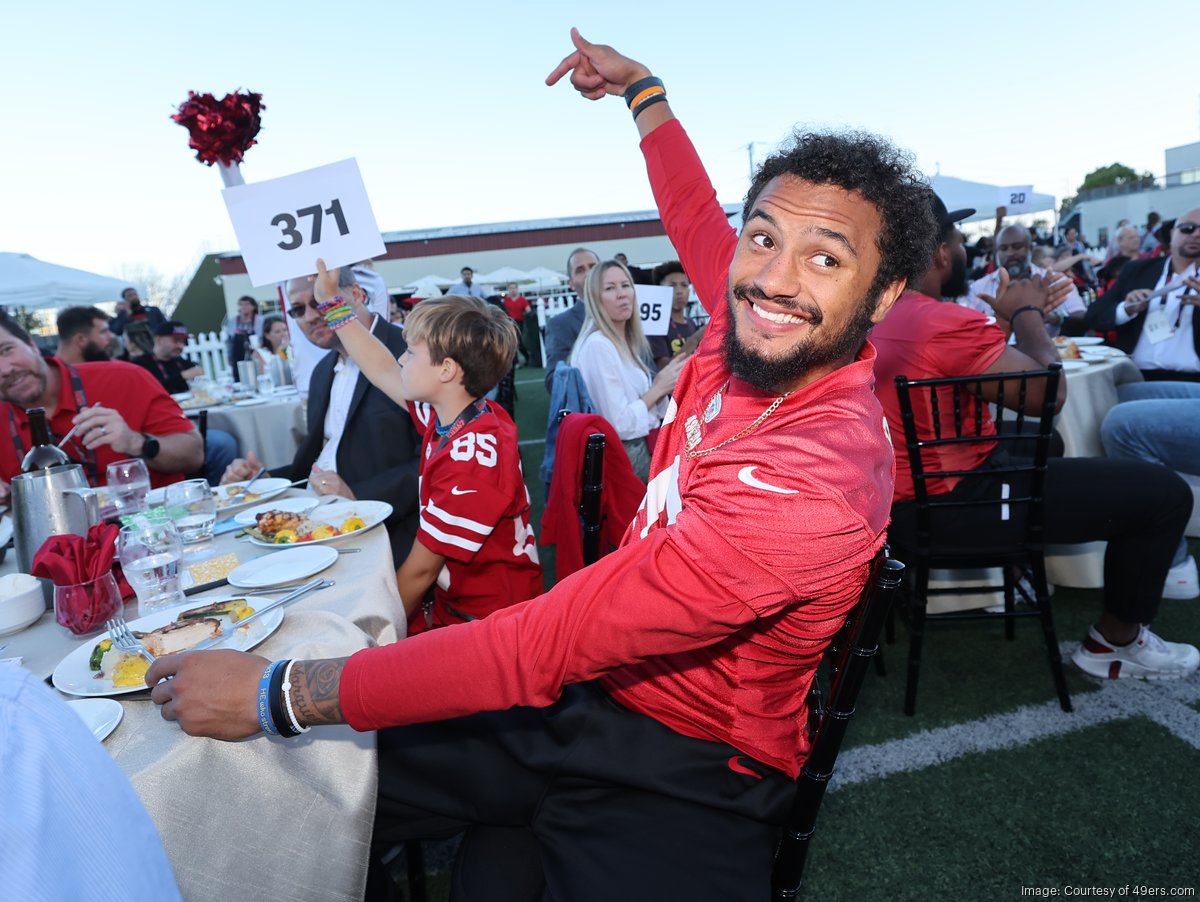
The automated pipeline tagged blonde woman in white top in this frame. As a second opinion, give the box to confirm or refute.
[569,259,686,481]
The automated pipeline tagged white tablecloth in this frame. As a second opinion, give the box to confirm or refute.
[4,496,403,901]
[190,396,307,471]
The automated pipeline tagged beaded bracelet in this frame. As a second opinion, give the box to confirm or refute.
[317,295,355,330]
[268,659,300,738]
[257,660,282,736]
[281,659,310,735]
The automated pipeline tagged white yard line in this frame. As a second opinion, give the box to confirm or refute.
[831,642,1200,791]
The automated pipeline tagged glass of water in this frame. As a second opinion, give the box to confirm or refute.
[106,458,151,518]
[118,520,185,617]
[257,369,275,396]
[164,478,218,544]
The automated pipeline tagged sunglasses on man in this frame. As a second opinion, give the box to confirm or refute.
[1175,222,1200,235]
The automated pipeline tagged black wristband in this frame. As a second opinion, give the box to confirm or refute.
[631,93,668,120]
[269,659,300,738]
[1010,305,1044,325]
[623,76,664,108]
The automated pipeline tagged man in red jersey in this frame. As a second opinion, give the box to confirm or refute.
[146,30,936,900]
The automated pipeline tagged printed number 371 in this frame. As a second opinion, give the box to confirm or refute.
[272,199,349,251]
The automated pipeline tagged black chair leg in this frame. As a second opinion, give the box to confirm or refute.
[1002,567,1016,641]
[904,566,929,716]
[1031,557,1073,713]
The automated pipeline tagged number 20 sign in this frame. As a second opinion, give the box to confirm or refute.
[222,158,386,287]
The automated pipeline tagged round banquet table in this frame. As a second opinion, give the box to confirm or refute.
[187,395,307,471]
[2,491,404,901]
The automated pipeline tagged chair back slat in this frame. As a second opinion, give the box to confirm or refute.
[894,366,1061,557]
[580,433,605,566]
[770,556,904,900]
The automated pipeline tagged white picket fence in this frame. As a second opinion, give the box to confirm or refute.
[184,331,233,382]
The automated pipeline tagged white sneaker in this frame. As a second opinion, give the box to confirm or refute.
[1162,556,1199,600]
[1072,625,1200,680]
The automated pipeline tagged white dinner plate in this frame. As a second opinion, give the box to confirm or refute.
[1059,359,1090,371]
[52,599,284,697]
[227,546,339,588]
[1078,346,1125,360]
[1070,336,1106,346]
[245,500,393,548]
[234,397,269,407]
[66,698,123,741]
[212,478,293,515]
[234,496,320,526]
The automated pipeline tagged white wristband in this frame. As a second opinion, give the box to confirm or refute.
[281,659,311,734]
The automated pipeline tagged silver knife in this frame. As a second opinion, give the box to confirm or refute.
[189,577,327,652]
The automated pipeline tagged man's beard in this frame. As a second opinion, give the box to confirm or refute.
[942,253,968,298]
[81,342,110,362]
[722,284,880,392]
[0,366,47,407]
[1003,254,1032,280]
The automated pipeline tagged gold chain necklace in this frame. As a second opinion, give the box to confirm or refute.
[685,382,791,459]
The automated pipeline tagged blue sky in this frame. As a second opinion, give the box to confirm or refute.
[0,1,1188,284]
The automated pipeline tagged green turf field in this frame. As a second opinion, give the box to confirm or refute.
[406,366,1200,901]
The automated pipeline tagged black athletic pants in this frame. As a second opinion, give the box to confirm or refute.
[891,454,1192,625]
[373,683,795,902]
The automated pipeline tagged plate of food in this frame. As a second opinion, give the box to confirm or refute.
[1059,359,1090,371]
[1069,336,1105,346]
[212,477,293,514]
[243,500,393,547]
[227,545,339,588]
[234,397,269,407]
[233,496,320,526]
[65,698,123,741]
[52,597,283,697]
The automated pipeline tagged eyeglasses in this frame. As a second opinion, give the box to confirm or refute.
[287,300,321,319]
[1175,222,1200,234]
[998,242,1030,253]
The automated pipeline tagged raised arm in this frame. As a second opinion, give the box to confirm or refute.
[312,258,408,406]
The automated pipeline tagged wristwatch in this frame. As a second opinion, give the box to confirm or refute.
[139,433,161,460]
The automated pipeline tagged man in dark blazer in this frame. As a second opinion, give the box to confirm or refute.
[542,247,599,391]
[1086,208,1200,382]
[222,272,421,564]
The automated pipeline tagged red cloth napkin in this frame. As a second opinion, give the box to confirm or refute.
[32,523,132,597]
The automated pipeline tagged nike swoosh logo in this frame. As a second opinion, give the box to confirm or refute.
[727,756,763,779]
[450,486,477,496]
[737,466,798,495]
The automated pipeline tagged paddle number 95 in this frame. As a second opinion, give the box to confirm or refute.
[271,199,350,251]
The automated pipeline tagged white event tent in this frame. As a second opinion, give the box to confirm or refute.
[0,253,137,310]
[928,175,1057,224]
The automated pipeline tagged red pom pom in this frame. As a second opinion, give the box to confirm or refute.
[172,90,265,167]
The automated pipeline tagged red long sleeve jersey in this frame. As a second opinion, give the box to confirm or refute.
[342,120,894,778]
[406,400,543,632]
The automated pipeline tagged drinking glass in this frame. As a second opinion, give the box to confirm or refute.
[53,572,123,636]
[165,478,217,544]
[257,369,275,396]
[106,458,151,518]
[118,521,185,617]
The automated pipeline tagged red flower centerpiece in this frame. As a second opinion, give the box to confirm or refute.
[172,90,265,187]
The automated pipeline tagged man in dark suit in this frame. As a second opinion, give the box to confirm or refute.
[1086,208,1200,382]
[222,271,421,563]
[542,246,599,391]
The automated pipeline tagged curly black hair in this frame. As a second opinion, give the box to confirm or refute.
[743,130,937,300]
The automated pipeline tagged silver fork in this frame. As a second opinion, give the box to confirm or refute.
[106,617,156,664]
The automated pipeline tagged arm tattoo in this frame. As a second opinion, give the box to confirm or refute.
[290,657,349,727]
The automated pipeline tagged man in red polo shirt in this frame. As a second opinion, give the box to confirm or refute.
[0,311,202,503]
